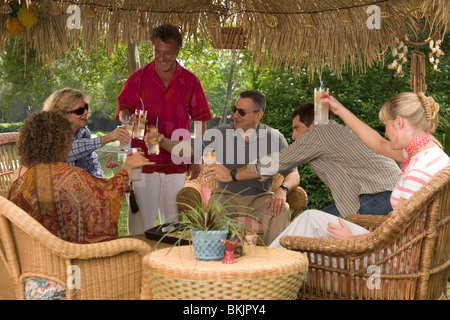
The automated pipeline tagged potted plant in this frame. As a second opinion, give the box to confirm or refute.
[156,184,262,261]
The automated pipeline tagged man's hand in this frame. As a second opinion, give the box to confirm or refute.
[203,163,232,182]
[267,188,288,216]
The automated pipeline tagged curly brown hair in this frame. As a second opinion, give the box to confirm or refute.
[17,111,73,167]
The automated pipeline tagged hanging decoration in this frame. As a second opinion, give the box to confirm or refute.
[17,5,38,28]
[428,39,445,71]
[0,2,12,14]
[410,51,426,93]
[208,0,248,50]
[388,37,408,77]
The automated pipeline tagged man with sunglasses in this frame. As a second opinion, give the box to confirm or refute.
[202,90,300,245]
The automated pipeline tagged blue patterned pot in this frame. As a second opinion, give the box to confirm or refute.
[190,229,229,261]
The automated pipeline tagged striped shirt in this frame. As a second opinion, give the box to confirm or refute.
[68,127,104,178]
[256,120,401,218]
[391,146,450,209]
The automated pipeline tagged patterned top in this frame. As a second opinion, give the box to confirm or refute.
[7,163,129,243]
[117,61,212,174]
[391,146,450,209]
[256,120,401,217]
[68,126,103,178]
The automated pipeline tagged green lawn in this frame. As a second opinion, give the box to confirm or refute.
[96,142,129,236]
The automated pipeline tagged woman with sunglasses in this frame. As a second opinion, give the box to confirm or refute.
[43,88,130,178]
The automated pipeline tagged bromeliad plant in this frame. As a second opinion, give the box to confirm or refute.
[158,184,263,250]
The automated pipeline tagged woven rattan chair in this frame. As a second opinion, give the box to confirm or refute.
[177,172,308,233]
[0,196,151,300]
[0,132,19,197]
[280,166,450,300]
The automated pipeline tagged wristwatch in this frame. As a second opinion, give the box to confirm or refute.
[280,184,289,192]
[230,168,237,181]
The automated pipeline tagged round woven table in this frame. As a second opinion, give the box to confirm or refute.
[141,245,308,300]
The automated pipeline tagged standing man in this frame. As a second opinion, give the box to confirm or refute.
[116,24,212,234]
[254,102,401,218]
[203,90,300,245]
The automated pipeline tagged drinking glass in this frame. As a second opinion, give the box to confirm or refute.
[133,109,147,140]
[118,118,134,151]
[146,125,160,155]
[314,87,330,124]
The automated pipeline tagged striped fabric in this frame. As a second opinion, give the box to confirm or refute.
[257,120,401,218]
[391,146,450,209]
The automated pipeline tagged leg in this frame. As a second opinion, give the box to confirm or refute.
[127,172,160,235]
[248,192,291,245]
[321,203,341,217]
[158,173,186,224]
[270,210,369,248]
[358,191,393,215]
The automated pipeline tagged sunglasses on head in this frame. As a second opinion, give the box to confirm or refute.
[69,103,89,115]
[232,105,258,117]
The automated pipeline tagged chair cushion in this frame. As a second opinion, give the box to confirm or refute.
[24,277,66,300]
[233,217,264,234]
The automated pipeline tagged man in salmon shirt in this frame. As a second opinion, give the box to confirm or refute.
[117,24,212,235]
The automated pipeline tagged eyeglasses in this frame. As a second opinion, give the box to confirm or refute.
[69,103,89,115]
[232,105,259,117]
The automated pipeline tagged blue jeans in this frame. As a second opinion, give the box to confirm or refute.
[322,191,393,217]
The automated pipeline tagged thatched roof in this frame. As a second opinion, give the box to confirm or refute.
[0,0,448,78]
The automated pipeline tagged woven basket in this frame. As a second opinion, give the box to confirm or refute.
[190,229,229,261]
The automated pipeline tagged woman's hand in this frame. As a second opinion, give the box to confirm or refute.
[102,126,130,145]
[122,152,153,174]
[327,218,354,240]
[321,95,347,116]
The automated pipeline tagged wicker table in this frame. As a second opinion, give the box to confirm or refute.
[141,245,308,300]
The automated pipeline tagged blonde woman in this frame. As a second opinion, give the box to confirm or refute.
[43,88,130,178]
[270,92,449,247]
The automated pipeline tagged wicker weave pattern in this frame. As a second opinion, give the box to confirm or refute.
[280,166,450,300]
[0,132,19,197]
[142,245,308,300]
[0,196,151,300]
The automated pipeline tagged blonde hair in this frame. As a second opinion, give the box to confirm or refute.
[379,92,440,134]
[43,88,85,113]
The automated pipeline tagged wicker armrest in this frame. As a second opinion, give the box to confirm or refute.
[345,213,389,231]
[279,232,383,258]
[287,186,308,220]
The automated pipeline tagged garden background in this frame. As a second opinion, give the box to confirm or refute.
[0,31,449,228]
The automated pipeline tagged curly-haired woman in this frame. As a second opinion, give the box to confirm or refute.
[8,110,151,243]
[43,88,130,178]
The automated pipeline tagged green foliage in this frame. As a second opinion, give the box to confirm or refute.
[1,31,448,213]
[0,122,21,133]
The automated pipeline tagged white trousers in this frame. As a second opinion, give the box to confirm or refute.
[127,172,186,235]
[270,209,369,248]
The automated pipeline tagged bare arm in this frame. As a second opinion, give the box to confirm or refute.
[324,95,404,162]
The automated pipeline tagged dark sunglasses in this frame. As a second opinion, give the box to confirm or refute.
[69,103,89,115]
[232,105,258,117]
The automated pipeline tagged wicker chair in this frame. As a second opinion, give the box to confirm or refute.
[0,132,19,197]
[280,166,450,300]
[0,196,151,300]
[177,171,308,233]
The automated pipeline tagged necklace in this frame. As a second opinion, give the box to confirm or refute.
[401,133,432,174]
